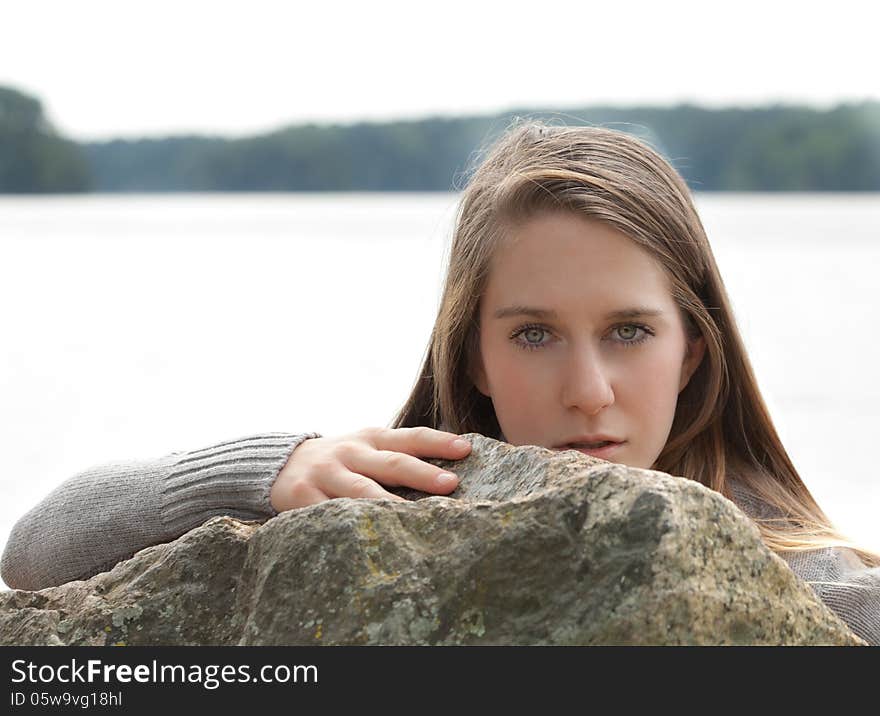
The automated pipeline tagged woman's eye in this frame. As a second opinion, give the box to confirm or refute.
[612,324,652,346]
[511,325,550,350]
[616,325,639,341]
[510,323,653,351]
[522,327,547,345]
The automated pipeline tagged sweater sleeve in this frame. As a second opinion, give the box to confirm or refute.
[0,431,321,592]
[727,478,880,645]
[800,547,880,647]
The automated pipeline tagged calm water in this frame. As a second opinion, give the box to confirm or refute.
[2,192,879,590]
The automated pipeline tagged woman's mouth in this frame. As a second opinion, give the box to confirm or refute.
[555,441,625,458]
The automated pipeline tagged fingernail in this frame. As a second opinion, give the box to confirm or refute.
[452,439,470,450]
[437,472,458,485]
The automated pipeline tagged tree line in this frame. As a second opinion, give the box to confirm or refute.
[2,85,878,193]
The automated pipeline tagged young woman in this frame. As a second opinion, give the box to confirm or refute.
[3,119,879,644]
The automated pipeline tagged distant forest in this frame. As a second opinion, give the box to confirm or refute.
[1,85,878,193]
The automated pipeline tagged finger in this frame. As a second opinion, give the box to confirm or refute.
[351,446,461,495]
[275,482,330,511]
[370,426,473,459]
[289,484,331,509]
[319,469,408,502]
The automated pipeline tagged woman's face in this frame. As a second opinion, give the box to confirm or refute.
[472,210,706,470]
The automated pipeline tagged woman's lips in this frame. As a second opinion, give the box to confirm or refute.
[556,441,625,458]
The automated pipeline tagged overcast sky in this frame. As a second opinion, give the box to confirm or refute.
[2,0,877,142]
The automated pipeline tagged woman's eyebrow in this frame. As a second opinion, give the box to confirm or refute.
[492,305,665,320]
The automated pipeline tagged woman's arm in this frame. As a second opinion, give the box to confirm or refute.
[788,547,880,647]
[728,478,880,645]
[0,431,320,591]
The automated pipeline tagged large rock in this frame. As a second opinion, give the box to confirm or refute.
[0,434,865,645]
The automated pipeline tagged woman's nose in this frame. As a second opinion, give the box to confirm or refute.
[561,346,615,415]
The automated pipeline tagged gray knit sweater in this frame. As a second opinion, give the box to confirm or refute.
[2,432,878,645]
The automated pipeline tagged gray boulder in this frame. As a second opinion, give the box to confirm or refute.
[0,433,865,645]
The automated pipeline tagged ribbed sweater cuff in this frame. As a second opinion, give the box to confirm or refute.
[160,432,321,536]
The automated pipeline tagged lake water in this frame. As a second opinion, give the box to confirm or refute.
[2,192,879,591]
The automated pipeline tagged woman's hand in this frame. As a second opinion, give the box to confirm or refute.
[269,426,472,512]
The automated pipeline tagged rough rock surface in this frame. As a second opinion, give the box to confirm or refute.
[0,433,866,645]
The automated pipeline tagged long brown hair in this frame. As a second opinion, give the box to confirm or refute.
[390,116,880,569]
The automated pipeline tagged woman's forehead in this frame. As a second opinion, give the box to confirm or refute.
[485,214,674,310]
